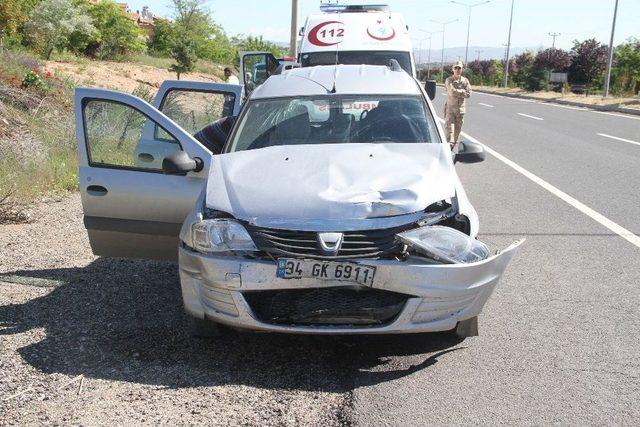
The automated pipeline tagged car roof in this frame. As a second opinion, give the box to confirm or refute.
[250,64,421,99]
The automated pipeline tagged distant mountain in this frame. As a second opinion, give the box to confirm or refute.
[414,46,540,65]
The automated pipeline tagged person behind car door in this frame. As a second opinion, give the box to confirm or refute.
[444,61,471,148]
[224,67,240,85]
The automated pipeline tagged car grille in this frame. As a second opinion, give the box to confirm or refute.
[244,223,415,260]
[243,287,409,326]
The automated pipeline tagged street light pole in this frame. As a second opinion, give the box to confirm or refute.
[289,0,299,58]
[430,19,458,83]
[419,29,442,80]
[503,0,515,87]
[451,1,491,65]
[603,0,619,98]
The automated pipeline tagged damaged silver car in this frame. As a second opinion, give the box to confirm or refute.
[74,64,521,338]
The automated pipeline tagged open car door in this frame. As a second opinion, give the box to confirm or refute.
[75,85,239,261]
[135,81,242,168]
[240,51,281,96]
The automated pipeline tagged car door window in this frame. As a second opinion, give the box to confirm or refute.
[84,99,181,171]
[156,90,235,141]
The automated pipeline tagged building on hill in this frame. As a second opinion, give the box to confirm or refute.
[88,1,157,39]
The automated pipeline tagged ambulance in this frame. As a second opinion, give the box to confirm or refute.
[298,4,416,76]
[241,4,418,92]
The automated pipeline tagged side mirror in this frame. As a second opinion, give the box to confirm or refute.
[162,151,203,174]
[455,140,485,164]
[425,80,437,100]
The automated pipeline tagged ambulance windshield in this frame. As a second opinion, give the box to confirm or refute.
[300,51,412,75]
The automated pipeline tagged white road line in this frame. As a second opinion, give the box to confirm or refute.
[461,129,640,250]
[597,133,640,147]
[478,102,494,108]
[517,113,544,121]
[436,117,640,249]
[474,90,640,121]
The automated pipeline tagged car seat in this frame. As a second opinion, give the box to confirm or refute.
[271,104,311,145]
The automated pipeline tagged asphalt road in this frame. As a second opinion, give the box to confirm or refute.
[350,90,640,424]
[2,90,639,424]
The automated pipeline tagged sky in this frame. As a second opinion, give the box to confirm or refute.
[127,0,639,50]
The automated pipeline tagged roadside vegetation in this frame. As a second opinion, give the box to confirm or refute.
[420,38,640,97]
[0,0,286,222]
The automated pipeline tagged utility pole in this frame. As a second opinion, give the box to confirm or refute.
[548,32,561,48]
[603,0,619,97]
[419,29,442,79]
[451,1,491,65]
[430,19,458,83]
[503,0,515,87]
[289,0,299,58]
[475,49,483,61]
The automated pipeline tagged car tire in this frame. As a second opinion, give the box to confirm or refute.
[453,316,478,339]
[189,316,227,338]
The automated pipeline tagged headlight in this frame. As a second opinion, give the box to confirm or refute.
[192,219,258,253]
[396,225,490,263]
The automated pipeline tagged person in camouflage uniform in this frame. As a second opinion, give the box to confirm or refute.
[444,61,471,148]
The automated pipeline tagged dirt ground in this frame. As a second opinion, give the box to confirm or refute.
[45,60,223,93]
[0,193,357,425]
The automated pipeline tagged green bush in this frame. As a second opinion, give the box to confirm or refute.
[522,67,548,91]
[27,0,95,59]
[85,0,145,59]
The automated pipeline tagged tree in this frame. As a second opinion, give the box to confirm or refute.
[614,38,640,94]
[168,0,238,63]
[169,36,197,79]
[234,35,286,58]
[27,0,94,59]
[568,38,608,93]
[522,67,547,91]
[534,47,571,72]
[86,1,145,59]
[148,17,175,57]
[0,0,25,40]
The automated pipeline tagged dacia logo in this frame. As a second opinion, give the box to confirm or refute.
[317,232,343,256]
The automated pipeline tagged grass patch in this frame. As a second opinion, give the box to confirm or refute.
[0,49,78,220]
[127,53,226,78]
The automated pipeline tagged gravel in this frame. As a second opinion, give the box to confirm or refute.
[0,193,361,425]
[0,194,494,425]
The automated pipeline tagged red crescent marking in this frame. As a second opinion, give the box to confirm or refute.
[367,27,396,41]
[308,21,343,46]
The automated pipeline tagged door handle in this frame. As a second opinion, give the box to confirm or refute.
[138,152,154,163]
[86,185,108,196]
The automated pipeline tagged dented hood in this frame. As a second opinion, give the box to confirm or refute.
[206,143,457,226]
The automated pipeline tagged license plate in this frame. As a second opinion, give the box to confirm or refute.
[276,259,376,286]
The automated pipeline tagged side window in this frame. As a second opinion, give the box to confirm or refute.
[157,90,235,140]
[84,99,181,171]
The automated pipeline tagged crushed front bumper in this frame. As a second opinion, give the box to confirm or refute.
[178,240,522,334]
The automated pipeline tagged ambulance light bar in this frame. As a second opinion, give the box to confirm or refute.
[320,4,390,13]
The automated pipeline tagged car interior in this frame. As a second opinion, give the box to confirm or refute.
[239,98,434,151]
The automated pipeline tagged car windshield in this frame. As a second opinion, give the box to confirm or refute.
[226,95,439,152]
[301,51,413,75]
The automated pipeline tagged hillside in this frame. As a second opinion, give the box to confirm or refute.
[44,57,224,93]
[0,52,226,223]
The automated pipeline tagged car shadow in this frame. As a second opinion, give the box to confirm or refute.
[0,258,464,392]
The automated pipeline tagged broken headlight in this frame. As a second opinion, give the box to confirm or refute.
[192,219,258,253]
[396,225,490,264]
